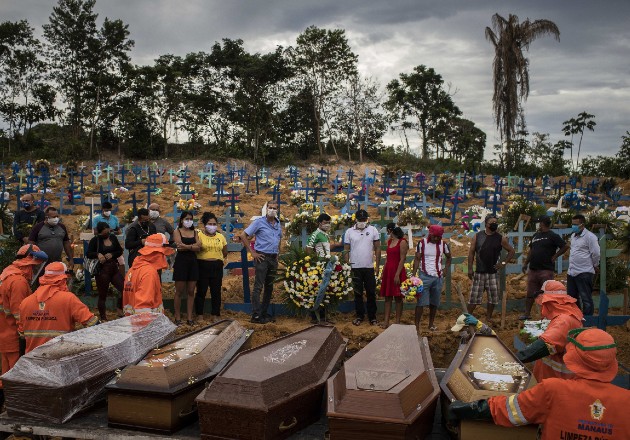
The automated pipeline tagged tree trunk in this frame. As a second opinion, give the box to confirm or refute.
[313,97,322,157]
[163,120,169,158]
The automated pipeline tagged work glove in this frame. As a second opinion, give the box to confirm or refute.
[516,338,550,363]
[447,399,492,424]
[463,313,478,326]
[19,336,26,357]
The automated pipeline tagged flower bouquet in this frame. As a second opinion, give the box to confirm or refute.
[177,198,201,212]
[427,207,450,218]
[397,207,428,227]
[34,159,51,174]
[290,190,308,206]
[330,213,355,232]
[520,319,550,342]
[300,202,314,213]
[330,193,347,208]
[279,248,352,313]
[76,215,90,231]
[285,212,319,237]
[400,276,423,302]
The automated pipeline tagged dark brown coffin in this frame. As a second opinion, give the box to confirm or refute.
[327,324,439,440]
[1,314,176,423]
[440,334,538,440]
[196,324,346,440]
[105,319,252,434]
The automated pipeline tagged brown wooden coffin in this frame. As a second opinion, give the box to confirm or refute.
[196,324,346,440]
[105,319,252,434]
[327,324,439,440]
[1,314,176,423]
[440,334,538,440]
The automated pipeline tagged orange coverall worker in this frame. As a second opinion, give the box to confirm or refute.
[449,328,630,440]
[20,262,98,353]
[0,245,47,386]
[122,233,173,315]
[531,280,583,380]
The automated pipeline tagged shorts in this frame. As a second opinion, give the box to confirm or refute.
[527,269,554,298]
[469,272,499,305]
[417,273,443,307]
[172,252,199,281]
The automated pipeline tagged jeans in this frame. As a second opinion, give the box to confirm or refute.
[252,255,278,317]
[195,260,224,316]
[567,272,594,316]
[352,268,377,321]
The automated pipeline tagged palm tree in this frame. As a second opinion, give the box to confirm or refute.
[485,13,560,169]
[562,111,596,173]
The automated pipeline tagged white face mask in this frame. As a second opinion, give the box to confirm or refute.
[183,219,194,228]
[356,221,367,229]
[149,210,160,219]
[48,217,60,226]
[206,224,218,234]
[320,224,331,231]
[103,211,111,217]
[267,208,277,217]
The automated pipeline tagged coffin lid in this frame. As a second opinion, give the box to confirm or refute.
[440,334,534,403]
[327,324,439,423]
[198,324,346,409]
[106,320,252,394]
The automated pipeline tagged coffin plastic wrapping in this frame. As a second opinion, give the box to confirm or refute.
[1,313,177,423]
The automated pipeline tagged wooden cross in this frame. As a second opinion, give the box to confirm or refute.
[124,192,144,217]
[213,174,227,205]
[266,184,286,217]
[117,167,129,187]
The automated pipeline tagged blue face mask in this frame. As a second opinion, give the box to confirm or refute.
[571,225,581,234]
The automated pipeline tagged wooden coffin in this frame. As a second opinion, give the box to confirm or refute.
[1,314,176,423]
[327,324,439,440]
[106,319,253,434]
[196,324,346,440]
[440,334,538,440]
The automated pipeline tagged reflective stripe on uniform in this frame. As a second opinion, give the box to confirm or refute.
[506,394,529,426]
[541,356,574,375]
[123,304,164,315]
[85,316,99,326]
[23,329,68,338]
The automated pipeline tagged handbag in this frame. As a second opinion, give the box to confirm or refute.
[83,237,101,275]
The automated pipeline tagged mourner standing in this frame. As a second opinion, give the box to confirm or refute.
[567,214,600,316]
[12,193,44,244]
[196,212,227,322]
[239,201,282,324]
[28,207,74,264]
[125,208,157,268]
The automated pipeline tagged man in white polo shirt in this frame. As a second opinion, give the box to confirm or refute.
[344,209,381,326]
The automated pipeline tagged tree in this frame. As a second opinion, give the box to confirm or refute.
[447,117,486,163]
[334,75,386,162]
[289,26,358,158]
[0,20,56,154]
[385,65,460,159]
[43,0,133,151]
[562,111,596,172]
[485,13,559,160]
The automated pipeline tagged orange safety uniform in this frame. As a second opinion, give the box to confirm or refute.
[122,233,173,315]
[19,263,98,353]
[533,282,583,380]
[0,245,46,386]
[488,328,629,440]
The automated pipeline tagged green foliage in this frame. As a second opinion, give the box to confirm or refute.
[551,209,576,227]
[585,209,621,238]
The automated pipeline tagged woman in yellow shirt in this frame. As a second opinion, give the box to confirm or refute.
[195,212,228,321]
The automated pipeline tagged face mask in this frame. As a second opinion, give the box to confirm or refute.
[103,211,111,217]
[572,224,581,234]
[320,224,331,232]
[149,210,160,219]
[183,219,194,228]
[48,217,60,226]
[22,202,31,209]
[267,209,277,217]
[206,224,218,234]
[488,223,498,232]
[357,221,367,229]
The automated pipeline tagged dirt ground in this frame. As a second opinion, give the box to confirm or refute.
[7,157,630,369]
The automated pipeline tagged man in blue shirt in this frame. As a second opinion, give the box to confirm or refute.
[91,202,120,235]
[239,201,282,324]
[567,214,600,315]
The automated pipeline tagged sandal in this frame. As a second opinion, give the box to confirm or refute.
[352,318,363,326]
[370,319,378,326]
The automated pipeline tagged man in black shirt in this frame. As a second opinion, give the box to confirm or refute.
[124,208,156,268]
[521,215,569,319]
[13,193,45,243]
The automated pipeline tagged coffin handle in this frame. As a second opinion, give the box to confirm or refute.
[178,403,198,418]
[278,416,297,432]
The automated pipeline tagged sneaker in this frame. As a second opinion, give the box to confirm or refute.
[250,314,263,324]
[263,313,276,323]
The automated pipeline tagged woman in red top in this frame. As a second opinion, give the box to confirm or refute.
[380,224,408,328]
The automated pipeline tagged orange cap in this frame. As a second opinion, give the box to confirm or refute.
[39,262,70,285]
[138,233,175,256]
[564,328,618,382]
[541,280,566,294]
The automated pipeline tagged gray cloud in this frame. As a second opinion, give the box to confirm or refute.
[2,0,629,159]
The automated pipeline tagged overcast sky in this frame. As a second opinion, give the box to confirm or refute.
[3,0,629,160]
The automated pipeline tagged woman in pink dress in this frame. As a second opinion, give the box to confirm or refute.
[380,225,409,328]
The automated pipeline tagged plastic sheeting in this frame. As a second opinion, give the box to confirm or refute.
[2,314,176,423]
